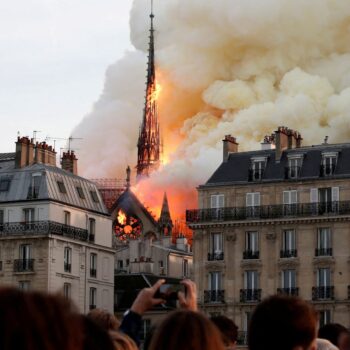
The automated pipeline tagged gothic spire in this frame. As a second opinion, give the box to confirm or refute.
[158,192,173,236]
[136,0,161,179]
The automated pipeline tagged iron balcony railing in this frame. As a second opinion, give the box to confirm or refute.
[315,248,333,257]
[207,252,224,261]
[14,259,34,272]
[280,249,297,258]
[0,221,89,242]
[240,289,261,303]
[90,268,97,278]
[312,286,334,301]
[237,331,248,346]
[277,287,299,296]
[186,201,346,223]
[203,290,225,303]
[243,250,260,260]
[64,263,71,273]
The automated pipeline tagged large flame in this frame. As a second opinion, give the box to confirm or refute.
[117,209,127,226]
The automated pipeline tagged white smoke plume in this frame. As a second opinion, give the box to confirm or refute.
[72,0,350,217]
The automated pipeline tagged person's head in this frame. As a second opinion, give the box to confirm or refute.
[109,330,138,350]
[316,338,339,350]
[149,310,226,350]
[319,323,350,350]
[87,308,120,332]
[248,295,318,350]
[0,287,82,350]
[210,315,238,349]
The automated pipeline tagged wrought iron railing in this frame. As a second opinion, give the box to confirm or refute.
[203,290,225,303]
[0,221,89,242]
[186,201,347,223]
[312,286,334,300]
[64,263,71,273]
[277,287,299,296]
[14,259,34,272]
[240,289,261,302]
[315,248,333,257]
[243,250,260,259]
[237,331,248,346]
[280,249,297,258]
[208,252,224,261]
[90,268,97,278]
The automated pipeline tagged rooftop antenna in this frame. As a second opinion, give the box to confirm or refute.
[324,136,329,145]
[33,130,41,143]
[68,136,83,151]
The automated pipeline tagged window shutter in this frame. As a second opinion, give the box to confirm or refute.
[283,191,290,204]
[332,187,339,202]
[210,195,217,208]
[218,195,224,208]
[291,190,298,204]
[310,188,318,203]
[253,193,260,206]
[246,193,253,207]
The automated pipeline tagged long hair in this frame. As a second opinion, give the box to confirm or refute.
[149,310,225,350]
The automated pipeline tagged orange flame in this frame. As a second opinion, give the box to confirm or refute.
[117,209,127,225]
[149,82,162,104]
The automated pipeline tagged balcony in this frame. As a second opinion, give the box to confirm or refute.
[208,252,224,261]
[285,166,302,179]
[0,221,89,242]
[14,259,34,273]
[240,289,261,303]
[277,287,299,296]
[248,169,264,182]
[312,286,334,301]
[315,248,332,257]
[64,263,71,273]
[243,250,260,260]
[186,201,346,224]
[203,290,225,303]
[90,268,97,278]
[280,249,297,258]
[237,331,248,346]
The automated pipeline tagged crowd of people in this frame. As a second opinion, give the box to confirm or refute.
[0,279,350,350]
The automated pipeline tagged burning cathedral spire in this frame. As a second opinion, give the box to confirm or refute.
[136,1,161,179]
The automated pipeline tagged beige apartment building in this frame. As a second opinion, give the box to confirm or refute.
[187,127,350,345]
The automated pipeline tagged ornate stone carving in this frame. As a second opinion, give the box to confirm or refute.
[226,233,237,242]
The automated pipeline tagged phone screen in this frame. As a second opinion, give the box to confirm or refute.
[155,283,185,301]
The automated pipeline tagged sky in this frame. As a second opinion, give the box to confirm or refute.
[0,0,133,153]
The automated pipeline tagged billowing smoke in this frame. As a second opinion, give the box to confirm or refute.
[72,0,350,218]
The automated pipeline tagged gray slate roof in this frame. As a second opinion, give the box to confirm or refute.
[0,160,108,215]
[205,143,350,187]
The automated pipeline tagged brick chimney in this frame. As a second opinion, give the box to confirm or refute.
[223,135,239,162]
[275,127,302,161]
[15,137,35,168]
[61,151,78,175]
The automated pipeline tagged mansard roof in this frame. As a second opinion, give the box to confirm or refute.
[204,143,350,187]
[0,161,108,215]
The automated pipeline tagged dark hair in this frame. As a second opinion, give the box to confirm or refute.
[0,287,82,350]
[87,308,120,331]
[248,295,317,350]
[318,323,349,347]
[149,310,225,350]
[210,315,238,345]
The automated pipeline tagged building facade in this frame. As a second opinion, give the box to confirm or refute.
[0,137,115,313]
[187,127,350,345]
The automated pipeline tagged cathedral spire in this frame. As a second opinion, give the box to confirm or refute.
[158,192,173,236]
[136,0,161,179]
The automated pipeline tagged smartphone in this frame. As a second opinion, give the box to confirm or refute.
[155,283,185,301]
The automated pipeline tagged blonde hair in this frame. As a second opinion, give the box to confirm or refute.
[109,331,138,350]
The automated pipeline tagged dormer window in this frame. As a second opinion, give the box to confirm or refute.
[57,181,67,194]
[321,152,338,177]
[249,157,267,181]
[0,177,11,192]
[287,155,303,179]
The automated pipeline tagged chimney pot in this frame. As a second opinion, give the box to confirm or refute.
[223,134,239,162]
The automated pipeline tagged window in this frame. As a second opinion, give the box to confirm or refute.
[287,157,302,179]
[126,259,130,267]
[183,259,188,277]
[244,270,259,290]
[281,230,296,257]
[0,177,11,192]
[317,228,332,256]
[209,233,223,260]
[210,194,224,219]
[64,211,71,226]
[250,158,266,181]
[283,190,298,215]
[18,281,30,291]
[76,186,85,199]
[63,283,71,299]
[0,210,3,231]
[321,153,337,176]
[319,310,331,327]
[89,287,97,309]
[90,253,97,278]
[317,268,331,288]
[89,218,96,241]
[246,192,260,217]
[117,260,123,270]
[57,181,67,194]
[90,191,99,203]
[244,231,259,259]
[23,208,35,228]
[19,244,31,260]
[209,271,222,291]
[282,269,296,289]
[27,173,42,199]
[310,187,339,214]
[64,247,72,273]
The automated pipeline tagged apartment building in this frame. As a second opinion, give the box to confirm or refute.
[0,137,114,313]
[187,127,350,345]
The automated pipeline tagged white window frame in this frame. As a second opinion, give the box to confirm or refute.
[245,231,259,253]
[63,283,71,299]
[19,244,31,260]
[282,269,296,289]
[282,230,296,251]
[317,268,331,287]
[244,270,258,290]
[89,287,97,308]
[209,271,221,291]
[210,232,223,254]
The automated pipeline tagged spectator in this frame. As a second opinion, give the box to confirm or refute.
[148,309,226,350]
[317,338,339,350]
[211,315,238,349]
[0,287,83,350]
[87,308,120,331]
[248,295,318,350]
[109,330,138,350]
[319,324,350,350]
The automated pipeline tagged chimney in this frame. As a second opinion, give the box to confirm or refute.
[15,137,35,168]
[261,134,276,150]
[47,145,57,166]
[223,135,239,162]
[61,150,78,175]
[176,235,188,252]
[275,127,302,161]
